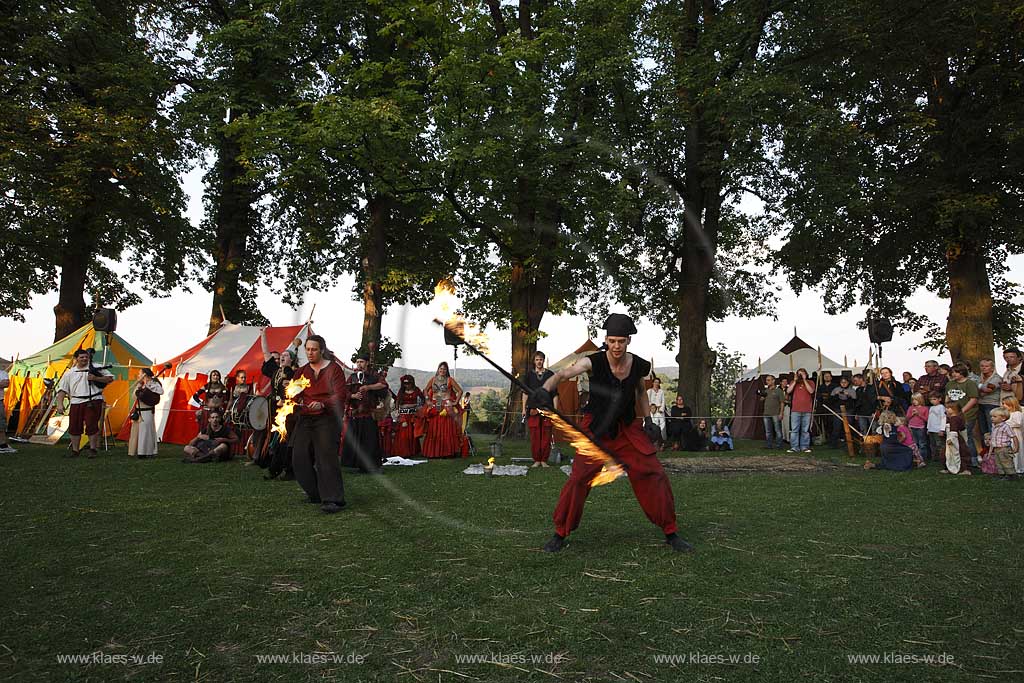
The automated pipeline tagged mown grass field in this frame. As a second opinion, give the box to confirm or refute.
[1,435,1022,682]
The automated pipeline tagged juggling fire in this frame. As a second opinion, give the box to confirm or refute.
[433,279,490,355]
[540,409,625,487]
[273,376,311,439]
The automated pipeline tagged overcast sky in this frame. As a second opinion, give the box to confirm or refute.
[4,168,1022,378]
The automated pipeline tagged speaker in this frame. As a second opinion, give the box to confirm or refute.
[867,317,893,344]
[93,308,118,333]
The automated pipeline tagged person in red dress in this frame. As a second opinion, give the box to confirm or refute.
[422,362,465,458]
[392,374,425,457]
[533,314,693,554]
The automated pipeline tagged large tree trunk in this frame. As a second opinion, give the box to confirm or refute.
[675,238,716,417]
[53,224,90,341]
[502,258,552,437]
[945,240,994,369]
[361,194,390,350]
[208,132,257,334]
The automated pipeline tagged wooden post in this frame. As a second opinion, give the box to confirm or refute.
[841,405,855,457]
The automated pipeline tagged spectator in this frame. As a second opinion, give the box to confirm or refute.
[779,377,792,444]
[977,358,1002,439]
[852,374,877,436]
[709,418,733,451]
[1002,396,1024,475]
[985,408,1019,479]
[816,371,838,444]
[757,375,785,449]
[926,393,946,463]
[182,411,239,463]
[905,392,930,461]
[827,377,857,448]
[0,363,14,453]
[786,368,815,453]
[666,395,690,451]
[916,360,948,404]
[945,363,980,466]
[876,367,908,415]
[647,377,667,440]
[901,371,914,394]
[863,411,914,472]
[684,418,709,452]
[941,402,972,475]
[939,363,951,378]
[1001,348,1023,404]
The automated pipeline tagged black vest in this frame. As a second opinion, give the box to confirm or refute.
[583,351,651,438]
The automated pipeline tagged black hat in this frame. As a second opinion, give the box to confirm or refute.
[354,351,370,361]
[602,313,637,337]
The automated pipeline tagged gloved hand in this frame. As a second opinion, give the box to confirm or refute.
[531,387,554,411]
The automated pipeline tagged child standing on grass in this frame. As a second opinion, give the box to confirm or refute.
[906,393,930,461]
[984,408,1019,479]
[1000,397,1024,476]
[895,415,925,468]
[927,393,946,462]
[942,402,972,475]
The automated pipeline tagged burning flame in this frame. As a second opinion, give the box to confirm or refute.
[273,376,312,439]
[434,278,490,355]
[540,409,625,487]
[485,457,495,468]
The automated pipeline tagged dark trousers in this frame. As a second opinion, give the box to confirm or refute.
[291,414,344,504]
[341,415,383,472]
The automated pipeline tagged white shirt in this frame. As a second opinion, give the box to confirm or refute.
[56,365,113,405]
[1002,364,1022,402]
[647,388,666,415]
[927,405,946,433]
[0,369,8,395]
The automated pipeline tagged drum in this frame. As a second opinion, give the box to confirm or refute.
[246,396,270,431]
[861,434,883,457]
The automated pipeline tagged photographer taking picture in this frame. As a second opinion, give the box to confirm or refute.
[54,348,114,458]
[786,368,816,453]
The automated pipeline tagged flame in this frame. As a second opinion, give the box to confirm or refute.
[273,376,312,439]
[540,409,625,487]
[463,321,490,355]
[434,278,457,317]
[485,457,495,468]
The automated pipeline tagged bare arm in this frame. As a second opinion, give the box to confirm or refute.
[542,357,592,393]
[637,383,652,419]
[260,328,271,361]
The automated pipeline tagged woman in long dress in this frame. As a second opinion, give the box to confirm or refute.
[647,377,667,441]
[422,362,465,458]
[129,368,163,459]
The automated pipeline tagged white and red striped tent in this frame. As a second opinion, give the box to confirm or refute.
[117,322,313,445]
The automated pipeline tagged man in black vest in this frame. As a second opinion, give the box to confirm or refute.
[534,314,693,554]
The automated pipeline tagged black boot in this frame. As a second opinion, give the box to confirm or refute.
[666,533,695,553]
[542,534,565,553]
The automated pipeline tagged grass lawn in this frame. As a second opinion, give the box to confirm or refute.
[1,435,1022,682]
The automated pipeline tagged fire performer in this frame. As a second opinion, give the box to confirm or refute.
[341,353,388,473]
[259,330,301,479]
[523,351,557,468]
[392,374,425,457]
[291,335,349,513]
[422,362,465,458]
[535,314,693,554]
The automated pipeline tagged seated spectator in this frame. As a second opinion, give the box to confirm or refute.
[666,395,691,451]
[709,418,733,451]
[684,418,709,452]
[864,411,914,471]
[182,411,239,463]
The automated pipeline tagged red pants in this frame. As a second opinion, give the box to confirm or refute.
[68,400,103,437]
[527,413,553,463]
[553,416,678,538]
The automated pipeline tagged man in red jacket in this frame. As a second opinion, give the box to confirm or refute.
[291,335,349,514]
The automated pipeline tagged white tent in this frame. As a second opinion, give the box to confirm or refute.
[739,335,857,381]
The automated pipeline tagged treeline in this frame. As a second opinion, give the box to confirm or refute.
[2,0,1022,419]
